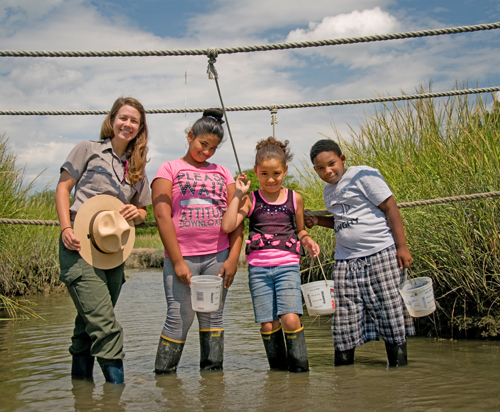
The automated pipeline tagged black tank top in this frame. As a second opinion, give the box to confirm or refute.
[246,189,304,256]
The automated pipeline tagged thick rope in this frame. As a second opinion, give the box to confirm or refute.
[304,191,500,216]
[1,22,499,58]
[2,86,499,116]
[2,191,499,226]
[206,50,242,175]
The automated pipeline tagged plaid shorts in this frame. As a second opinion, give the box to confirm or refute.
[331,244,415,351]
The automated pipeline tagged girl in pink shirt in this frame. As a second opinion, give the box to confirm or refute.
[151,109,242,373]
[222,137,320,372]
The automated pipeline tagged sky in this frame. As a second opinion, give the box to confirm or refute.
[1,0,500,191]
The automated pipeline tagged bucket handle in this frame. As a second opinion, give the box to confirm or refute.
[307,256,329,287]
[403,268,417,289]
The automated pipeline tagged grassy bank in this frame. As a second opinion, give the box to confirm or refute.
[297,86,500,338]
[0,135,61,297]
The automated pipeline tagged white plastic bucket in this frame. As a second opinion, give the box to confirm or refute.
[301,280,335,316]
[190,276,223,312]
[398,277,436,317]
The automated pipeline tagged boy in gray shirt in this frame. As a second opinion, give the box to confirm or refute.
[306,139,414,367]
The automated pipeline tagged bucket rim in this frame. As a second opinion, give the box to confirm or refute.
[190,275,223,285]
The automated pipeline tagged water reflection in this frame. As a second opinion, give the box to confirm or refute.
[0,269,499,411]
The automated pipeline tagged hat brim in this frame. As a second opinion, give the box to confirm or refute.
[74,195,135,270]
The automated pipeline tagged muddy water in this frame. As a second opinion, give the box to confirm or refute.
[0,268,499,412]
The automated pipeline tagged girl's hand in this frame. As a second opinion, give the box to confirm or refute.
[304,210,318,228]
[120,204,140,221]
[174,260,193,285]
[302,236,320,258]
[235,173,251,196]
[396,245,412,269]
[62,227,81,251]
[219,258,238,289]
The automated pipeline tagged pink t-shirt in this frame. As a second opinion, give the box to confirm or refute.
[152,158,235,257]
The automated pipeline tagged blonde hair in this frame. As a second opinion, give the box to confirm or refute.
[100,97,148,185]
[255,136,293,167]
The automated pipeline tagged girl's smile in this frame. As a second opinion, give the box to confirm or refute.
[254,158,288,198]
[184,132,220,167]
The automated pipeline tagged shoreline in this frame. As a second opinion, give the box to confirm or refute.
[126,248,248,269]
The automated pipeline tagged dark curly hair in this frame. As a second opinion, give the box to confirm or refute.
[255,136,293,167]
[310,139,342,163]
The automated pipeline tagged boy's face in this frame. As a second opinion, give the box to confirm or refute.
[313,151,346,184]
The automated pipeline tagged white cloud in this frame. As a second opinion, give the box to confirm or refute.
[0,0,499,193]
[187,0,395,39]
[286,7,401,42]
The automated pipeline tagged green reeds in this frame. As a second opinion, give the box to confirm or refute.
[0,295,44,321]
[0,134,60,300]
[296,85,500,338]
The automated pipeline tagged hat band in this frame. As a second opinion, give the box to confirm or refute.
[89,211,110,254]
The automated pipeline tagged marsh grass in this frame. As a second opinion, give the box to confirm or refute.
[0,135,61,299]
[296,86,500,338]
[134,233,163,249]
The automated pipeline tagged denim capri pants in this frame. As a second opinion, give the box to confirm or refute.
[248,264,303,323]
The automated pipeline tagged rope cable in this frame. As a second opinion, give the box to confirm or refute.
[2,86,499,116]
[1,22,499,58]
[2,191,499,227]
[206,49,242,175]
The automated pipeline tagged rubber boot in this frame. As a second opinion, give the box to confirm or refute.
[284,325,309,372]
[98,358,124,384]
[385,341,408,367]
[334,348,355,366]
[199,330,224,370]
[71,355,95,380]
[155,335,185,374]
[261,326,288,370]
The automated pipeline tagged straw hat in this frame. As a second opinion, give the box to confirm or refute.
[74,195,135,270]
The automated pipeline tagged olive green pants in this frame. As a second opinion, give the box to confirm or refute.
[59,237,125,360]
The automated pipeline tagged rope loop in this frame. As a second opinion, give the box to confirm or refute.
[206,47,219,80]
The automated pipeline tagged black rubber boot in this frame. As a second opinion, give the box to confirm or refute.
[155,336,185,374]
[261,327,288,370]
[98,358,124,384]
[71,355,95,380]
[199,330,224,370]
[385,341,408,367]
[284,326,309,372]
[334,348,355,366]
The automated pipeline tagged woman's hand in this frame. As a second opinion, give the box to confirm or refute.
[219,258,238,289]
[61,227,81,251]
[120,204,140,221]
[174,260,193,286]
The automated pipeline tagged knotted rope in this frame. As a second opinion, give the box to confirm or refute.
[270,105,278,138]
[1,22,499,58]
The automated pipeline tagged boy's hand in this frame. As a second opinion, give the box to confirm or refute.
[304,209,318,228]
[396,245,412,269]
[302,236,320,258]
[235,173,251,196]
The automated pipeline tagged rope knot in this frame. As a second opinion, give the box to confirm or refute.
[206,47,219,80]
[270,104,278,125]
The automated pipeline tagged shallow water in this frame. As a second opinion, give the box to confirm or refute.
[0,268,499,412]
